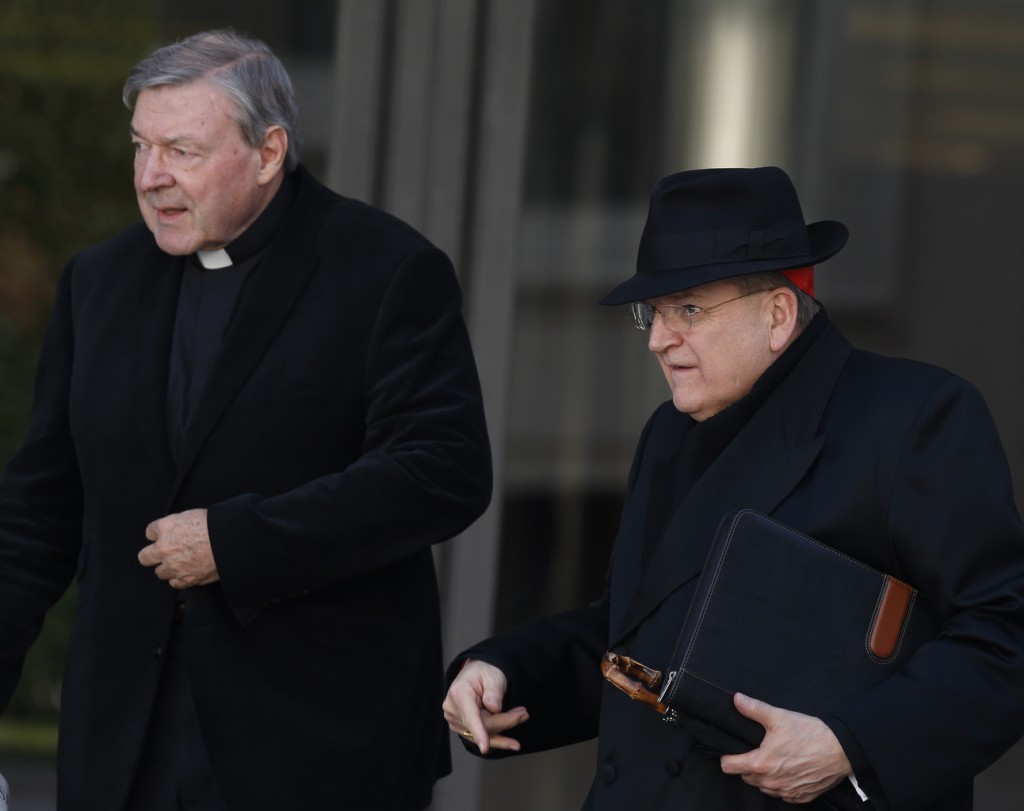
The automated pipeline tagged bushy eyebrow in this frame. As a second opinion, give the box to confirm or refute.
[130,126,201,148]
[654,293,700,307]
[658,286,732,307]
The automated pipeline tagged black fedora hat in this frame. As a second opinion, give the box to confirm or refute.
[599,167,848,305]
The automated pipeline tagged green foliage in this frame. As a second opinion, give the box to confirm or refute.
[0,714,59,758]
[0,2,157,462]
[0,1,157,732]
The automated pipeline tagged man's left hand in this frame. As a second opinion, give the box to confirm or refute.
[139,508,219,589]
[719,693,851,804]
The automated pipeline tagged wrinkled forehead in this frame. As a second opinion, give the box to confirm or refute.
[130,82,248,152]
[132,81,238,126]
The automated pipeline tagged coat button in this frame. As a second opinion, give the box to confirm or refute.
[600,763,617,784]
[154,646,163,659]
[665,758,682,776]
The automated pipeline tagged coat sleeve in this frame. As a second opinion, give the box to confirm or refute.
[453,600,610,756]
[0,263,83,710]
[828,374,1024,810]
[207,246,492,623]
[443,409,665,757]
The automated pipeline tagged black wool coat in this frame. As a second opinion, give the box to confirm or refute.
[464,320,1024,811]
[0,167,492,810]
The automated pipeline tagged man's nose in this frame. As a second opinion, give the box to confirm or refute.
[647,313,682,353]
[136,150,172,192]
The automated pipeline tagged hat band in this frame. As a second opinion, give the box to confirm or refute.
[638,224,810,272]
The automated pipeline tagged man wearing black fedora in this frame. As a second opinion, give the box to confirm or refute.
[444,166,1024,809]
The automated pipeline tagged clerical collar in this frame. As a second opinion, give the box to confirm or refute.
[196,248,232,269]
[192,170,298,269]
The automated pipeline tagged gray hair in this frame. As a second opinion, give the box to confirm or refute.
[730,270,821,330]
[123,29,300,171]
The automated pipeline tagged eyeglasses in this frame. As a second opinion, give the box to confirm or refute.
[628,290,765,332]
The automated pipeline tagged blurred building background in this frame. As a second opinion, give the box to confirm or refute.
[2,0,1024,808]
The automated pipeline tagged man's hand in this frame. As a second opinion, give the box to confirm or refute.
[139,508,219,589]
[442,659,529,755]
[719,693,851,804]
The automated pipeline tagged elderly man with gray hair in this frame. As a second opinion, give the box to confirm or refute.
[0,29,491,810]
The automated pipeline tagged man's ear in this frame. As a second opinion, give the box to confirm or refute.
[767,287,800,352]
[256,125,288,184]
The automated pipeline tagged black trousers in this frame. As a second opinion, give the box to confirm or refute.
[124,611,226,811]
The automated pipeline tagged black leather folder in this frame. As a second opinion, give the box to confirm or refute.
[658,510,938,809]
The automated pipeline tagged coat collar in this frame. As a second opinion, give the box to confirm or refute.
[609,320,853,645]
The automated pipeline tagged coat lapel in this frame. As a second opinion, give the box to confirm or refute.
[606,406,692,635]
[169,176,329,500]
[610,322,853,645]
[132,248,184,476]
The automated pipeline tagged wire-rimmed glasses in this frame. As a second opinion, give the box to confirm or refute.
[628,290,765,332]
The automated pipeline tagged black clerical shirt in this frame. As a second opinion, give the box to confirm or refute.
[166,172,298,460]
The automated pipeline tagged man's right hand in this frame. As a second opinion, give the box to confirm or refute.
[442,659,529,754]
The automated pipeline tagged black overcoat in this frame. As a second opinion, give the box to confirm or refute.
[465,320,1024,810]
[0,167,493,809]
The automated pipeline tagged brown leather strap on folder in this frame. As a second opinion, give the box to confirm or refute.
[600,652,670,715]
[869,576,914,659]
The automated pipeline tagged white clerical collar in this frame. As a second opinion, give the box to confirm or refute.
[195,249,233,269]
